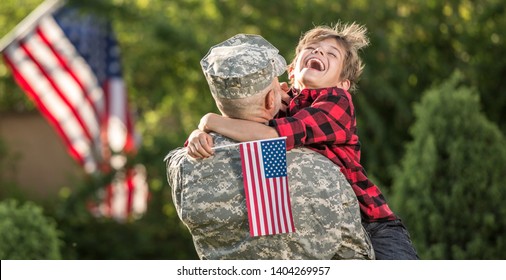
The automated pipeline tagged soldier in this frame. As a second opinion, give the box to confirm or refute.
[165,34,374,260]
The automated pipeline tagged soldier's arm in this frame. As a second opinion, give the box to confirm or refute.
[199,113,279,142]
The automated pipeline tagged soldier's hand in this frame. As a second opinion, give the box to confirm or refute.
[186,129,214,158]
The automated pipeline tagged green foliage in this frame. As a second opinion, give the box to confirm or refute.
[53,196,198,260]
[391,72,506,259]
[0,199,61,259]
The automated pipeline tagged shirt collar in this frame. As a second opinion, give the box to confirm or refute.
[292,86,346,100]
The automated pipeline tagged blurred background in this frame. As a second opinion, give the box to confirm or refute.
[0,0,505,260]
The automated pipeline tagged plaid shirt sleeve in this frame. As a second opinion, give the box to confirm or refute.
[269,89,356,150]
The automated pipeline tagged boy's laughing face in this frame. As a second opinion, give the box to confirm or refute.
[291,38,350,90]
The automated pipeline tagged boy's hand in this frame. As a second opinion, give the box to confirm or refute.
[280,82,289,92]
[279,82,291,113]
[186,129,214,158]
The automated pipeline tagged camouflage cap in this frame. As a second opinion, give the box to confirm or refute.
[201,34,287,99]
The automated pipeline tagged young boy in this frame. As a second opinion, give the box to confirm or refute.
[189,23,419,260]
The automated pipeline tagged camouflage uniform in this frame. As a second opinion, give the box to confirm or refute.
[166,134,375,260]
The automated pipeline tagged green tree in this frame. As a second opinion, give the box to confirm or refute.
[0,199,61,259]
[391,72,506,259]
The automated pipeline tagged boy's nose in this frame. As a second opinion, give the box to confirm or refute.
[312,47,324,55]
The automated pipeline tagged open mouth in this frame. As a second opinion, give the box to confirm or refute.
[305,58,325,71]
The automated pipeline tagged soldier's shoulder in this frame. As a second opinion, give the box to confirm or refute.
[287,147,339,169]
[210,133,238,146]
[164,147,186,164]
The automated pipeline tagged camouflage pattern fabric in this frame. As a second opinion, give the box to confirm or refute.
[165,134,375,260]
[200,34,286,99]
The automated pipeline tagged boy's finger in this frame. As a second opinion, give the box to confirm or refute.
[187,145,207,159]
[193,141,214,158]
[201,138,214,155]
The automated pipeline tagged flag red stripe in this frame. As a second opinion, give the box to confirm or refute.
[36,16,107,161]
[35,29,104,153]
[19,37,103,169]
[126,169,135,216]
[5,38,98,171]
[279,178,290,232]
[124,105,136,153]
[18,38,94,143]
[35,27,102,124]
[2,52,87,166]
[38,16,106,120]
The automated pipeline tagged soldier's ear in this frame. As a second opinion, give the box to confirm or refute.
[265,89,275,110]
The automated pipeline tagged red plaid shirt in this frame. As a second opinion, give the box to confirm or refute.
[269,87,396,222]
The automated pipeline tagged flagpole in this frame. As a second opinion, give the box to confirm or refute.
[0,0,64,53]
[212,136,288,150]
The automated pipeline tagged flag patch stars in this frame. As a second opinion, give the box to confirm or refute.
[261,139,287,178]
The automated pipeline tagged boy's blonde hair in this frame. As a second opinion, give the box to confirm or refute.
[290,22,369,92]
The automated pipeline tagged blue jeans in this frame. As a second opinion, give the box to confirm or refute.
[363,219,419,260]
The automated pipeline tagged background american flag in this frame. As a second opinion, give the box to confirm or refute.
[2,2,148,221]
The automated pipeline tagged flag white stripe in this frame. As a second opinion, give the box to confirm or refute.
[111,178,127,221]
[40,17,106,118]
[107,78,128,152]
[24,29,101,144]
[4,42,97,173]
